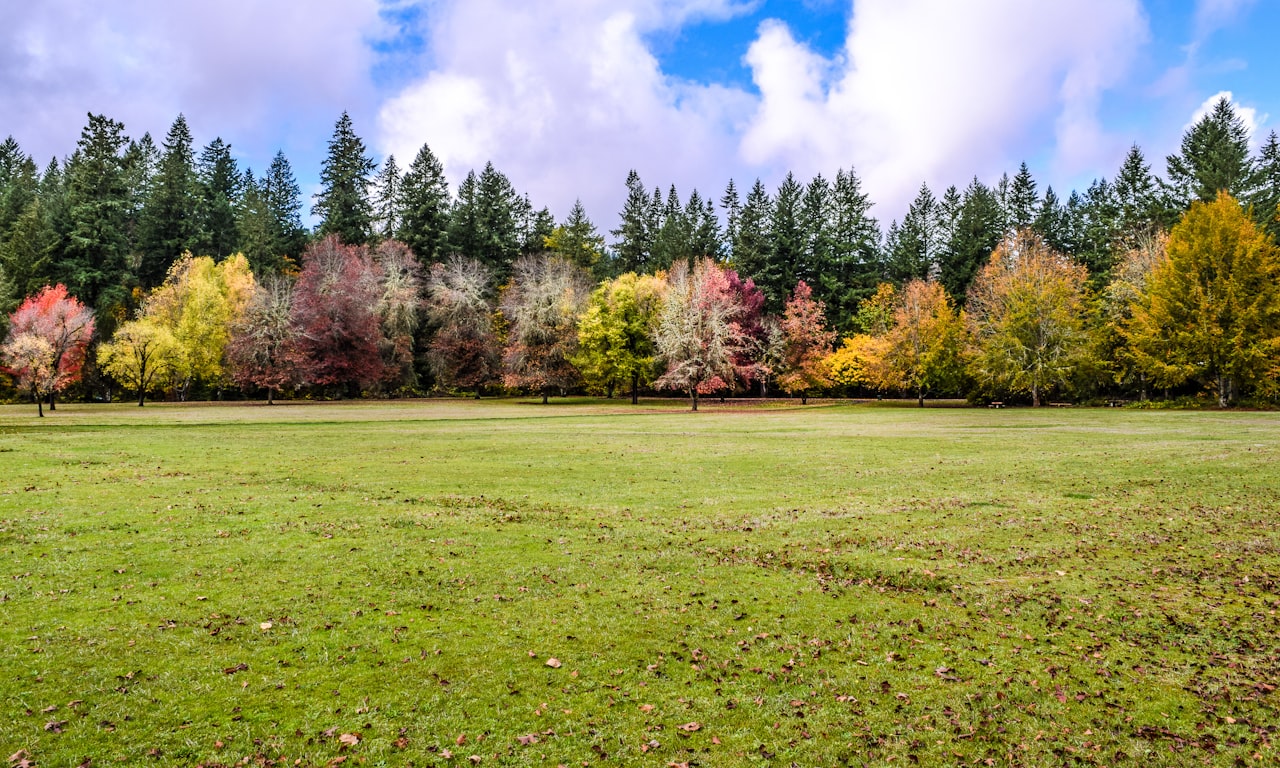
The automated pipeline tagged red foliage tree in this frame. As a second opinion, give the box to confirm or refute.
[289,235,385,395]
[777,280,836,404]
[228,275,297,404]
[3,284,95,412]
[425,256,500,397]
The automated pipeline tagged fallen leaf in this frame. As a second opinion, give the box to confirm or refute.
[338,733,361,747]
[44,720,67,733]
[259,621,273,630]
[394,736,409,749]
[545,658,562,669]
[711,736,721,745]
[222,663,248,675]
[517,733,539,746]
[639,704,655,712]
[440,748,453,759]
[9,750,29,763]
[455,734,467,746]
[678,722,701,732]
[468,756,481,765]
[42,705,58,713]
[214,740,224,749]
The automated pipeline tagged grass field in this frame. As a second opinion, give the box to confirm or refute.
[2,399,1278,767]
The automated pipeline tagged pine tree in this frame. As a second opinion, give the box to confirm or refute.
[546,199,605,276]
[1075,178,1120,280]
[397,143,451,264]
[690,196,722,262]
[720,179,741,260]
[732,179,772,288]
[887,183,943,284]
[196,137,241,260]
[1034,186,1071,253]
[1250,131,1280,241]
[1005,162,1039,232]
[650,185,690,271]
[237,169,280,275]
[799,174,833,294]
[1113,145,1162,245]
[1165,96,1259,208]
[372,154,403,241]
[828,168,882,326]
[611,170,652,273]
[263,151,308,267]
[475,162,520,272]
[940,178,1003,302]
[313,111,375,245]
[61,113,132,318]
[759,173,805,312]
[137,115,201,287]
[122,132,159,260]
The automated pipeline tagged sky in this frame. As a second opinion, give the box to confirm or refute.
[3,0,1278,230]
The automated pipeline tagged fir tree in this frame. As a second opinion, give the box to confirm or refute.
[1005,162,1039,232]
[720,179,741,260]
[372,154,403,241]
[196,137,241,259]
[1113,145,1162,245]
[887,183,943,284]
[398,143,451,264]
[1165,96,1259,207]
[939,178,1002,302]
[611,170,652,273]
[263,151,308,266]
[137,115,200,287]
[828,168,882,326]
[760,172,804,311]
[1250,131,1280,241]
[61,113,132,318]
[313,111,375,245]
[732,179,772,288]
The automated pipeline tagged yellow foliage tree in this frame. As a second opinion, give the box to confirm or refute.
[1125,192,1280,406]
[97,319,182,406]
[143,253,256,397]
[879,279,965,407]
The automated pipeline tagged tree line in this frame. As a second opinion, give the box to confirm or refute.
[2,99,1280,410]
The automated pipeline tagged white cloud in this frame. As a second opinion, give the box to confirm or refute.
[0,0,386,165]
[380,0,1150,227]
[378,0,757,223]
[741,0,1149,215]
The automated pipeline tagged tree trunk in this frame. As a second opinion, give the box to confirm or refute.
[475,385,482,400]
[48,390,56,411]
[606,381,615,399]
[138,391,146,406]
[801,391,808,405]
[918,387,925,408]
[691,388,699,412]
[1218,375,1232,408]
[36,391,43,417]
[1031,384,1040,408]
[542,387,549,405]
[631,372,639,405]
[267,387,275,406]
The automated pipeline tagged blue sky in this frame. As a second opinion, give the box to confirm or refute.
[2,0,1277,230]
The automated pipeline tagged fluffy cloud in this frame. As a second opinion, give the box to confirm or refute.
[1,1,386,165]
[741,0,1149,214]
[378,0,757,224]
[381,0,1150,225]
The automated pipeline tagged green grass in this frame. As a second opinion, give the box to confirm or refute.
[2,398,1278,767]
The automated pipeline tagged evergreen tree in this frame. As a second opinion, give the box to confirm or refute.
[372,154,403,241]
[828,168,882,327]
[61,113,132,319]
[887,183,943,284]
[758,173,805,312]
[237,169,280,275]
[1165,96,1259,208]
[121,132,159,260]
[720,179,741,260]
[732,179,772,289]
[546,199,605,276]
[313,111,375,245]
[195,137,241,260]
[690,196,723,262]
[1113,145,1162,245]
[517,198,555,257]
[476,162,521,271]
[1075,178,1121,280]
[397,143,451,264]
[263,151,308,266]
[137,115,200,287]
[799,174,833,293]
[0,144,38,244]
[448,171,482,263]
[1034,186,1071,254]
[939,178,1003,302]
[0,197,54,298]
[1004,162,1039,231]
[611,170,652,273]
[1250,131,1280,241]
[650,185,690,271]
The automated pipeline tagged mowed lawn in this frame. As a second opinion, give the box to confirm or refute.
[1,399,1278,767]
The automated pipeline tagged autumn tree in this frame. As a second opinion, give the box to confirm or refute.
[1,334,58,414]
[573,272,666,402]
[654,258,754,410]
[98,318,181,405]
[825,333,891,394]
[143,253,255,398]
[1126,193,1280,406]
[424,256,500,397]
[1097,231,1167,399]
[228,275,296,403]
[501,254,591,403]
[776,281,835,404]
[966,230,1091,406]
[290,235,385,394]
[371,239,423,390]
[879,279,964,406]
[3,284,95,411]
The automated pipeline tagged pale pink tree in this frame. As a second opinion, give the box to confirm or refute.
[654,258,755,411]
[3,284,95,413]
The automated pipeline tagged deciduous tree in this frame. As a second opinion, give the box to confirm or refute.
[501,254,591,403]
[1126,193,1280,405]
[290,235,384,393]
[776,281,835,404]
[424,256,500,397]
[573,272,665,402]
[4,284,95,411]
[97,318,181,405]
[228,274,296,403]
[966,230,1091,406]
[879,279,964,406]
